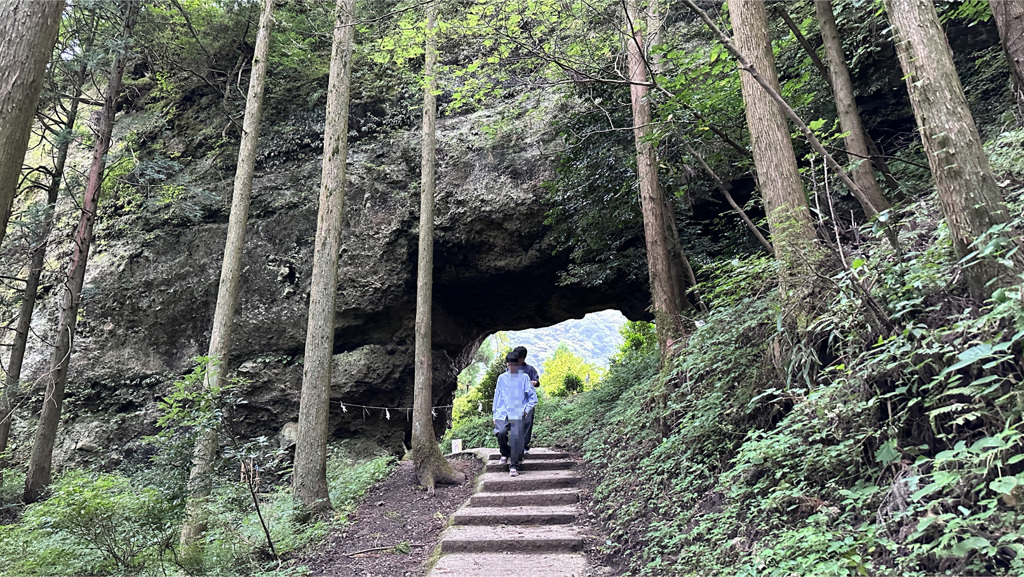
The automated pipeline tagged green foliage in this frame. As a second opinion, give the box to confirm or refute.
[1,471,175,576]
[533,172,1024,576]
[540,343,604,398]
[986,128,1024,177]
[503,310,626,369]
[327,443,396,521]
[1,358,397,576]
[457,332,510,394]
[614,320,658,361]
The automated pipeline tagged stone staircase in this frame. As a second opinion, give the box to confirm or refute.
[428,448,588,576]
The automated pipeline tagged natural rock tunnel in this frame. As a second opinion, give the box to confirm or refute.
[15,103,652,465]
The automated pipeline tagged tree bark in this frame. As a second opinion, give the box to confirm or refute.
[776,0,902,200]
[885,0,1024,301]
[624,0,689,360]
[813,0,891,217]
[179,0,275,545]
[662,197,699,315]
[724,0,819,308]
[0,69,86,476]
[990,0,1024,120]
[293,0,356,514]
[682,0,899,255]
[412,4,465,493]
[24,1,138,504]
[0,0,65,250]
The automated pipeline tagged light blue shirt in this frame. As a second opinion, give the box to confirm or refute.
[492,370,537,421]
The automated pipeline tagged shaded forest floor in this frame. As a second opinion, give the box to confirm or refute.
[294,455,481,576]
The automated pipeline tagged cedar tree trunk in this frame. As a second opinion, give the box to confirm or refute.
[293,0,356,514]
[990,1,1024,119]
[23,1,138,503]
[726,0,819,311]
[813,0,890,217]
[0,75,85,475]
[180,0,276,545]
[0,0,64,249]
[412,3,465,492]
[625,0,689,360]
[885,0,1024,301]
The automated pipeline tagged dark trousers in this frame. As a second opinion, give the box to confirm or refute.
[524,407,535,451]
[496,418,526,468]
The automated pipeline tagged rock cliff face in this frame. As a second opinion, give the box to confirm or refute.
[14,100,649,467]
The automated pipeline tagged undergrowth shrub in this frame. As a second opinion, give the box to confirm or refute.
[0,470,175,576]
[537,182,1024,576]
[0,358,397,577]
[446,351,509,450]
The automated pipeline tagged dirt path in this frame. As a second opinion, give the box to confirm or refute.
[295,455,481,576]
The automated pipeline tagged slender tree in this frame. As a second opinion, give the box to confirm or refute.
[884,0,1024,301]
[293,0,356,514]
[990,0,1024,119]
[813,0,890,217]
[722,0,819,310]
[645,0,697,318]
[24,0,140,504]
[0,0,65,249]
[0,48,92,476]
[412,3,466,492]
[624,0,691,359]
[179,0,276,545]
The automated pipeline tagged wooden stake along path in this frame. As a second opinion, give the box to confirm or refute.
[428,448,589,576]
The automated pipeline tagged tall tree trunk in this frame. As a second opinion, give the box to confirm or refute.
[179,0,275,545]
[725,0,820,312]
[23,1,138,504]
[0,0,65,249]
[412,4,465,493]
[885,0,1024,301]
[293,0,356,514]
[0,71,86,477]
[624,0,690,360]
[647,0,665,74]
[990,0,1024,120]
[645,0,696,319]
[662,198,700,314]
[814,0,890,217]
[777,1,902,200]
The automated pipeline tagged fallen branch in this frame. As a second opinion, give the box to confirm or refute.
[345,543,426,557]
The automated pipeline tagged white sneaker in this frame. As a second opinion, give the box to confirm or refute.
[498,456,508,465]
[509,467,519,477]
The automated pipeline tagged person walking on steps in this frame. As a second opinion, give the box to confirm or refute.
[493,351,538,477]
[513,346,540,455]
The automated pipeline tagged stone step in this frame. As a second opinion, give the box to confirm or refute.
[486,448,572,460]
[429,553,587,576]
[440,525,584,554]
[484,458,575,473]
[453,505,578,526]
[480,470,579,493]
[470,488,580,507]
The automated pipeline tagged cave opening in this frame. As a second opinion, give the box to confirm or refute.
[455,309,628,398]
